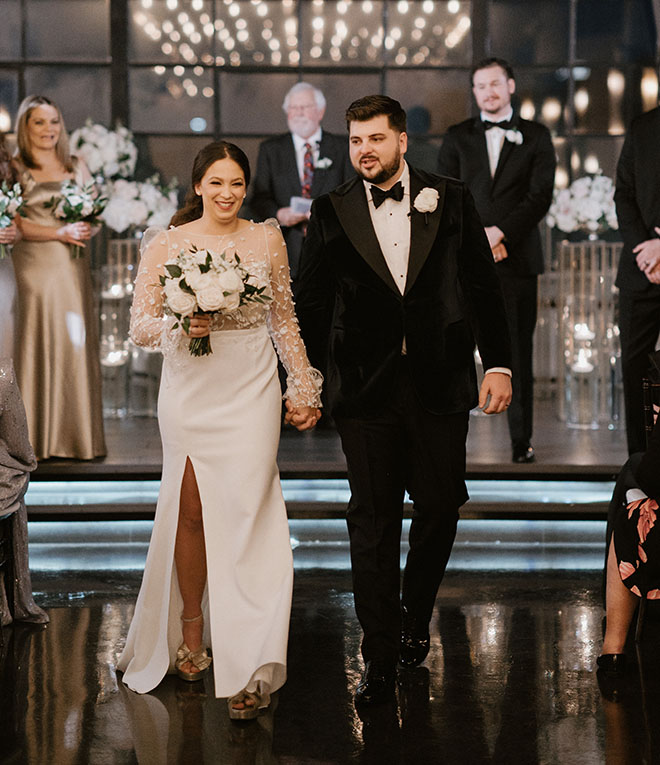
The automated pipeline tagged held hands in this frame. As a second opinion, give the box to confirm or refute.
[57,222,92,247]
[277,206,309,228]
[478,372,512,414]
[284,399,321,431]
[634,229,660,283]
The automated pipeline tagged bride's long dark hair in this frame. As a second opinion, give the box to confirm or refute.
[170,141,251,226]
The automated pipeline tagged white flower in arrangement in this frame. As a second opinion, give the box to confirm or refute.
[504,129,523,145]
[101,175,179,235]
[315,157,333,170]
[546,173,619,234]
[413,187,439,214]
[70,120,138,181]
[0,182,25,259]
[161,245,272,356]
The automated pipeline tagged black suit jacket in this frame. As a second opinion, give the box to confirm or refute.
[251,130,353,275]
[294,166,512,418]
[438,115,556,276]
[614,107,660,294]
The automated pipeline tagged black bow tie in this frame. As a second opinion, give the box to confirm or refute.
[370,181,404,208]
[483,119,513,130]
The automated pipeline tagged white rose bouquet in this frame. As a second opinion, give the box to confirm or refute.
[101,175,178,235]
[69,120,138,181]
[45,180,108,258]
[546,173,618,235]
[0,181,24,259]
[160,245,271,356]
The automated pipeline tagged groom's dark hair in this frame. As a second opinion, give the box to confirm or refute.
[346,95,407,134]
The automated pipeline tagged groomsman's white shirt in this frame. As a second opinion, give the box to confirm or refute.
[481,108,514,176]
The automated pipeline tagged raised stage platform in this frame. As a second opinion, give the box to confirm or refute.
[27,397,629,521]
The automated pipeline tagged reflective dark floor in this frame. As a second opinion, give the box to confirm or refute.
[3,568,660,764]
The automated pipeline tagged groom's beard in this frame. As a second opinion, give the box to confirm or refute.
[355,146,401,186]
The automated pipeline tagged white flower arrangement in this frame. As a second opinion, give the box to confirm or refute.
[161,245,271,356]
[70,120,138,181]
[0,182,24,259]
[315,157,333,170]
[101,175,179,235]
[546,173,619,235]
[45,180,107,258]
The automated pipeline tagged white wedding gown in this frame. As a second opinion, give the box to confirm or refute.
[117,221,322,702]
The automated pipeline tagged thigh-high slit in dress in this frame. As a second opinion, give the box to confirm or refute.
[117,221,322,702]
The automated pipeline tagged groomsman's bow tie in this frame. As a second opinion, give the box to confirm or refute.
[371,181,404,208]
[483,119,513,130]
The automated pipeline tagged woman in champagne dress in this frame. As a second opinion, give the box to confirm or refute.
[11,95,105,460]
[117,141,322,718]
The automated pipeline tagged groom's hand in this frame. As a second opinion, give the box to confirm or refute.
[478,372,512,414]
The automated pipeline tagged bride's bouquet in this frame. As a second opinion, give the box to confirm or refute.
[45,180,107,258]
[161,245,271,356]
[0,181,24,259]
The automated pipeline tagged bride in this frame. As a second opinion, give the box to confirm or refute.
[117,141,322,719]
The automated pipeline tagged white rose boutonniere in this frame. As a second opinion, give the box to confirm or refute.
[315,157,333,170]
[505,128,523,145]
[413,187,439,223]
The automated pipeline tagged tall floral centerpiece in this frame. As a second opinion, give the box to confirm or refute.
[69,120,138,181]
[101,176,179,236]
[546,173,619,240]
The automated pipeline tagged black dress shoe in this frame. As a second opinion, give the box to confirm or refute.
[399,609,430,669]
[355,660,396,706]
[596,653,626,677]
[512,443,535,463]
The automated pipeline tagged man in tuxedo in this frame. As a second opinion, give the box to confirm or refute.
[438,58,556,464]
[295,95,512,706]
[251,82,353,279]
[614,106,660,455]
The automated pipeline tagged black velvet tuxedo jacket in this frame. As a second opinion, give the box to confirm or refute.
[294,166,512,418]
[251,130,353,273]
[614,107,660,294]
[438,115,556,276]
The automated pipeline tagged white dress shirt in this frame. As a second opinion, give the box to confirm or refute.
[292,129,322,184]
[481,108,513,177]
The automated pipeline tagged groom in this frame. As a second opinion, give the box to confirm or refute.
[295,95,512,706]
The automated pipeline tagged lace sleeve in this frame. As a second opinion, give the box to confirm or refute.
[263,220,323,408]
[129,227,177,350]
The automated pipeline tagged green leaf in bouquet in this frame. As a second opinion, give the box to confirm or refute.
[180,278,195,295]
[159,275,166,286]
[165,264,182,278]
[182,315,191,334]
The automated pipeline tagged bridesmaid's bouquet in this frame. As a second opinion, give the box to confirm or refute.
[45,180,107,258]
[161,245,271,356]
[0,181,24,259]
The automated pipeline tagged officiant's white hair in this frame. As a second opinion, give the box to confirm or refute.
[282,82,326,112]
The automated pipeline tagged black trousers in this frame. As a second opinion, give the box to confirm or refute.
[619,289,660,455]
[335,357,470,662]
[499,273,538,449]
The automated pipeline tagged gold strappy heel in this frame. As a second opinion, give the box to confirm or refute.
[227,688,261,720]
[176,613,212,682]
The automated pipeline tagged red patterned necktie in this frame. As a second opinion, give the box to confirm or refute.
[301,142,314,199]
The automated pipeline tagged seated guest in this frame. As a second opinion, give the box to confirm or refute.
[0,358,48,627]
[251,82,353,279]
[598,405,660,677]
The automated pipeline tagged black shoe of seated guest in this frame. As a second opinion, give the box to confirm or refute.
[399,608,430,668]
[512,443,535,464]
[596,653,626,678]
[355,660,396,706]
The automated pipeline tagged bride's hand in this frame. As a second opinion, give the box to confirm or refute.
[186,314,211,337]
[284,401,321,431]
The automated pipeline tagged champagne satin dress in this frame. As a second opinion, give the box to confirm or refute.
[11,158,105,460]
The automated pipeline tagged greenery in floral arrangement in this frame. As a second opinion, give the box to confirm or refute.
[546,173,619,235]
[0,181,24,259]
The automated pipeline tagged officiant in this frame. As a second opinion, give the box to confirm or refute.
[251,82,353,279]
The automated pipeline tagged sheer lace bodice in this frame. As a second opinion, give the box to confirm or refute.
[130,220,322,407]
